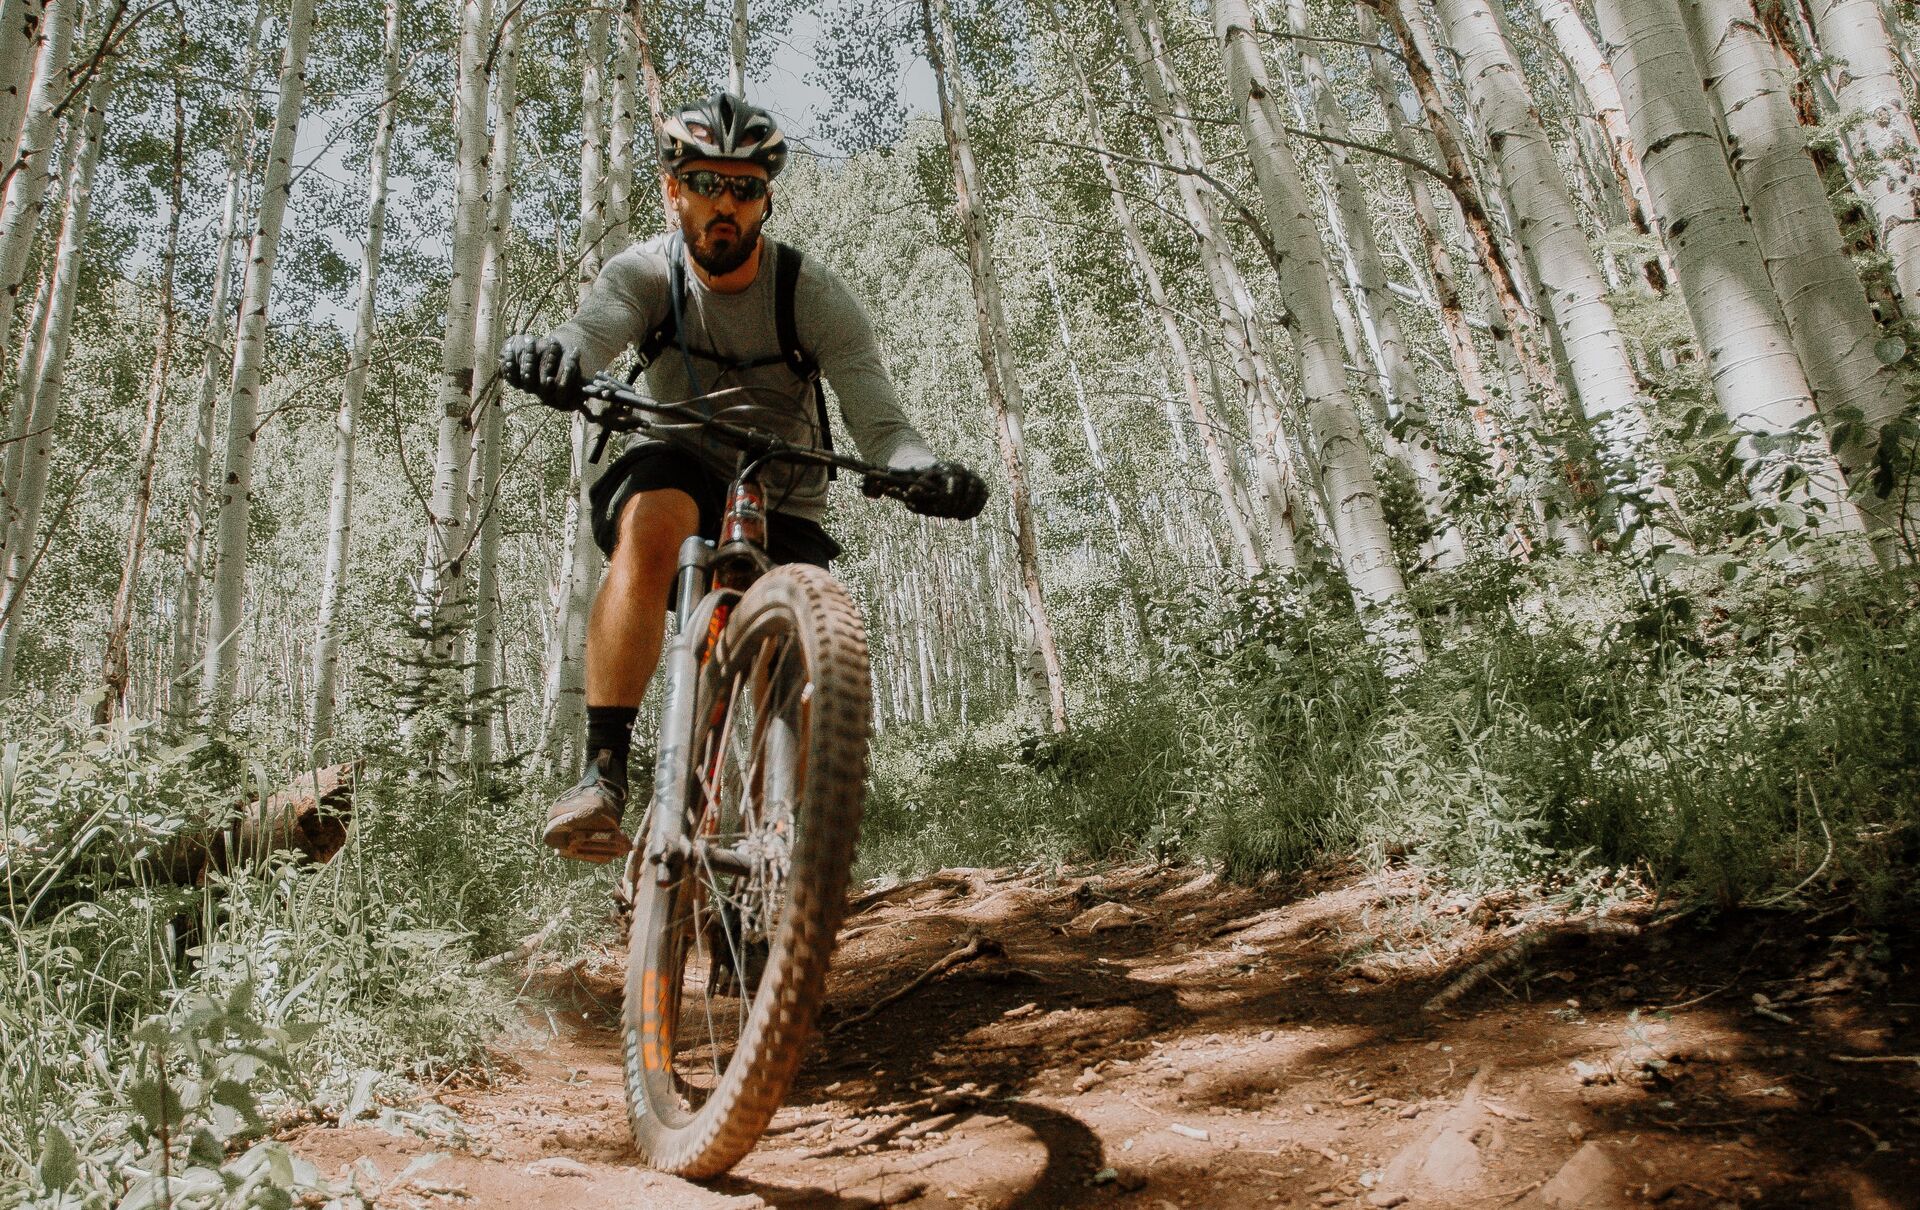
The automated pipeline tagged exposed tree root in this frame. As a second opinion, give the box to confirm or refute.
[830,933,1005,1033]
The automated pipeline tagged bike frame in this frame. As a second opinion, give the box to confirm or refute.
[633,472,769,893]
[576,374,917,898]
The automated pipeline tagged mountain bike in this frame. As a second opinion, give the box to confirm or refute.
[568,374,937,1177]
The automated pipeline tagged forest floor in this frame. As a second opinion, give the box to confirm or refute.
[287,860,1918,1209]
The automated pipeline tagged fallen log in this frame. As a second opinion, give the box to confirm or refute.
[163,759,360,882]
[4,761,360,924]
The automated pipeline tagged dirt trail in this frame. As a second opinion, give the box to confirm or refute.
[290,861,1918,1208]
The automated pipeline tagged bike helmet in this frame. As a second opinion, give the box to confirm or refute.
[656,91,789,179]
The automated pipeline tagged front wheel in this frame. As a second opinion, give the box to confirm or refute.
[622,563,871,1177]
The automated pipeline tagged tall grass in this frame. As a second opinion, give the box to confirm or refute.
[0,717,610,1204]
[860,560,1920,916]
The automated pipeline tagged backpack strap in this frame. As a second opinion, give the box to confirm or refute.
[774,242,835,478]
[631,239,835,478]
[630,236,687,378]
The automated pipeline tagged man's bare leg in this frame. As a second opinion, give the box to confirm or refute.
[544,488,701,862]
[587,488,702,705]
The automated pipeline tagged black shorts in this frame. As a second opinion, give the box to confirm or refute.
[588,443,841,568]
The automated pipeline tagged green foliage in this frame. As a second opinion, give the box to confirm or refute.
[0,716,615,1205]
[861,562,1920,916]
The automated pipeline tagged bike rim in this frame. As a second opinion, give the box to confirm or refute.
[638,606,812,1128]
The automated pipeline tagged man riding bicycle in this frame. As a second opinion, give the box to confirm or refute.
[501,91,987,864]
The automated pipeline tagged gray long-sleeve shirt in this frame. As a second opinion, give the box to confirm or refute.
[549,232,936,522]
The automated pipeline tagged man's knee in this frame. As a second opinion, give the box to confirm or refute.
[610,490,700,584]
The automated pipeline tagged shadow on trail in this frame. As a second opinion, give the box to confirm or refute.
[754,862,1916,1208]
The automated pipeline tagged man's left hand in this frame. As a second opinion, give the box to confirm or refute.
[902,462,989,520]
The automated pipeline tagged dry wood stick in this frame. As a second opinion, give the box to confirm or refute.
[830,934,1004,1034]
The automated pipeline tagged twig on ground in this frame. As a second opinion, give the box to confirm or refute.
[475,907,572,972]
[830,933,1005,1034]
[1828,1053,1920,1066]
[1663,981,1736,1011]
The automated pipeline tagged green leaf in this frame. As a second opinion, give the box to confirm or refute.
[127,1077,184,1131]
[38,1123,79,1191]
[1873,335,1907,365]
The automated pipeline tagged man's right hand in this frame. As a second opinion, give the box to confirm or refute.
[500,334,584,408]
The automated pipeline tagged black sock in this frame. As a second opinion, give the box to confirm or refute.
[585,705,639,770]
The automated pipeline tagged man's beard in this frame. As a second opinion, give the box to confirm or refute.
[684,212,764,276]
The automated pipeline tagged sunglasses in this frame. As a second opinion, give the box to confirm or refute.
[676,169,769,202]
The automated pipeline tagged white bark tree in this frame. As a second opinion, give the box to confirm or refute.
[729,0,747,95]
[1213,0,1427,669]
[1115,0,1304,571]
[311,0,402,748]
[923,0,1069,732]
[0,0,68,376]
[1685,0,1916,540]
[1531,0,1673,283]
[201,0,317,723]
[419,0,492,667]
[1809,0,1920,323]
[99,64,182,722]
[541,8,612,768]
[1048,3,1264,575]
[1429,0,1687,550]
[0,63,109,694]
[167,1,267,709]
[1286,0,1467,570]
[1598,0,1866,540]
[0,0,43,174]
[468,10,522,766]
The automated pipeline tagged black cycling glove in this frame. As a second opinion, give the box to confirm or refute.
[500,334,584,408]
[903,461,989,520]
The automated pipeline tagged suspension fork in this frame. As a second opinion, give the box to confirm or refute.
[640,536,716,889]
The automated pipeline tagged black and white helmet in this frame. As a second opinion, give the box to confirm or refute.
[656,91,788,178]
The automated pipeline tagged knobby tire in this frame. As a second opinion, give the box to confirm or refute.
[621,564,870,1177]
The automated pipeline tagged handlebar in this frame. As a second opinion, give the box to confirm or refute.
[569,374,927,503]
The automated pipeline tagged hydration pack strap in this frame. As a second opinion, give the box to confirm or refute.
[633,238,835,479]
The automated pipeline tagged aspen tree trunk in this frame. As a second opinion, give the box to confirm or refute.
[922,0,1068,732]
[1531,0,1672,273]
[1386,0,1594,551]
[541,9,611,768]
[729,0,747,95]
[201,0,316,724]
[0,63,107,694]
[1598,0,1865,538]
[420,0,492,669]
[1687,0,1915,540]
[168,4,267,709]
[468,11,521,767]
[0,0,67,375]
[1809,0,1920,322]
[0,0,42,175]
[1355,6,1518,509]
[1287,0,1466,570]
[1049,2,1263,574]
[1372,0,1540,351]
[1430,0,1686,549]
[1115,0,1304,570]
[630,1,673,229]
[606,4,637,246]
[1212,0,1426,668]
[99,65,182,723]
[0,271,43,560]
[311,0,401,748]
